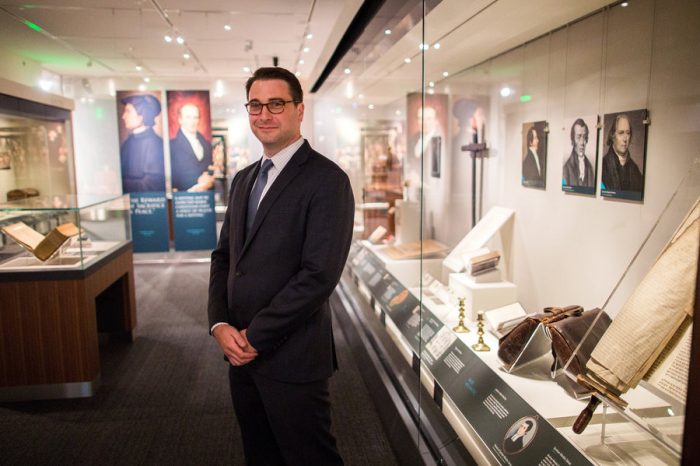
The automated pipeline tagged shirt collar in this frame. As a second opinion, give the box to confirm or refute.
[262,137,304,172]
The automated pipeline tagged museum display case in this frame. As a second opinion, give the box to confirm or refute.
[316,0,699,464]
[0,193,131,271]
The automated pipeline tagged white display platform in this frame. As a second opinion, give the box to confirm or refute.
[443,206,514,276]
[362,240,443,287]
[394,199,421,244]
[449,272,517,320]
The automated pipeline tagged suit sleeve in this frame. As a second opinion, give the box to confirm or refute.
[207,172,240,332]
[246,170,355,352]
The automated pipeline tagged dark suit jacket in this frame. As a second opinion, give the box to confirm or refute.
[562,149,595,188]
[522,148,545,186]
[208,140,355,383]
[170,129,213,191]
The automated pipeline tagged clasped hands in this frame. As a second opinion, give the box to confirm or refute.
[213,325,258,366]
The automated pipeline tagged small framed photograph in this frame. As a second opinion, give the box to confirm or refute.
[600,109,648,201]
[521,121,547,189]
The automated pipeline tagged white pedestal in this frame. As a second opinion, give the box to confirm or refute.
[448,273,517,320]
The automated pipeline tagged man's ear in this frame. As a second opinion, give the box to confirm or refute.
[297,102,305,122]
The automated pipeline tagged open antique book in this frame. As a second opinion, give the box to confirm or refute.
[1,221,80,261]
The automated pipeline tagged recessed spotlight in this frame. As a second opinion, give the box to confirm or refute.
[500,86,512,97]
[419,43,428,50]
[368,104,375,110]
[433,42,441,49]
[384,29,391,35]
[306,33,313,39]
[135,65,142,71]
[295,71,301,77]
[243,66,251,73]
[176,36,184,45]
[299,59,305,64]
[183,53,191,59]
[404,57,412,64]
[344,68,351,74]
[442,71,449,77]
[428,88,434,95]
[621,1,629,6]
[144,77,151,83]
[164,35,172,43]
[303,47,310,53]
[358,94,364,99]
[138,84,146,91]
[224,24,231,31]
[395,110,401,116]
[429,81,434,88]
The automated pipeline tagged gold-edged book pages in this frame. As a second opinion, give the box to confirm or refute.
[1,221,80,261]
[382,239,450,260]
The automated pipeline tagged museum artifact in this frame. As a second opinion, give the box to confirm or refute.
[472,310,491,352]
[468,250,501,276]
[574,198,698,433]
[453,297,470,333]
[383,239,449,260]
[1,221,79,261]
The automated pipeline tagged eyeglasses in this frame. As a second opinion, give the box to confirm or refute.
[245,99,298,115]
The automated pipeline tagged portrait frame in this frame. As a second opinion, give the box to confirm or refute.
[600,109,648,201]
[521,121,548,189]
[561,115,599,196]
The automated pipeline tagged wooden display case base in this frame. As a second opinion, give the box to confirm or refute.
[0,242,136,401]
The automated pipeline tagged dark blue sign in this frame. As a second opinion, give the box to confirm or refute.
[172,191,217,251]
[129,192,169,252]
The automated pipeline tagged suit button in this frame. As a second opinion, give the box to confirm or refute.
[235,271,243,277]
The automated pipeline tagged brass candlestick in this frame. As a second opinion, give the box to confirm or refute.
[472,310,490,352]
[453,297,470,333]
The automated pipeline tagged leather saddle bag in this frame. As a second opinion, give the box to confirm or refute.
[498,305,611,376]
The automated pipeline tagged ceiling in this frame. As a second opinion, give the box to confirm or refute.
[0,0,361,94]
[0,0,616,112]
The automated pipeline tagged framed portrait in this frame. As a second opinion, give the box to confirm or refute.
[561,115,599,196]
[115,90,166,194]
[521,121,547,189]
[405,92,448,184]
[166,90,214,193]
[600,109,648,201]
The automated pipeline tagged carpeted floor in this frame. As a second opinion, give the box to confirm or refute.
[0,262,399,466]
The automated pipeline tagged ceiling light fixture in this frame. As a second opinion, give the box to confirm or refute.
[368,104,375,110]
[138,84,146,91]
[224,24,232,31]
[433,42,441,49]
[299,59,304,64]
[442,71,449,77]
[135,65,142,71]
[243,66,251,73]
[183,53,191,59]
[621,1,629,6]
[144,77,151,83]
[384,29,391,35]
[500,86,512,97]
[303,47,310,53]
[404,57,412,64]
[344,68,351,74]
[306,33,313,39]
[176,36,184,45]
[295,71,301,77]
[164,35,172,43]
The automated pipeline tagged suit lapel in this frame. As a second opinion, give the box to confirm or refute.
[238,143,310,260]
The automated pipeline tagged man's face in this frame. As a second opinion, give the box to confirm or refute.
[613,116,631,155]
[573,124,588,157]
[122,104,143,131]
[179,104,200,134]
[517,422,529,436]
[247,79,303,154]
[529,129,539,151]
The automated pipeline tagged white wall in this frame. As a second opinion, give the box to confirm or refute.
[474,0,700,314]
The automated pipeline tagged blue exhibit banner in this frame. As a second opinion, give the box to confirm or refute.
[130,192,169,252]
[172,191,217,251]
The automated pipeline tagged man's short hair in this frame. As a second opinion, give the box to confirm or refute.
[526,126,537,147]
[570,118,589,146]
[606,114,632,148]
[121,94,161,126]
[246,67,303,103]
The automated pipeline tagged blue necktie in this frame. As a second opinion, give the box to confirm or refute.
[246,159,273,236]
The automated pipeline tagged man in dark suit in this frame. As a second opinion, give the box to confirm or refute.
[208,67,354,465]
[170,103,214,192]
[522,125,545,188]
